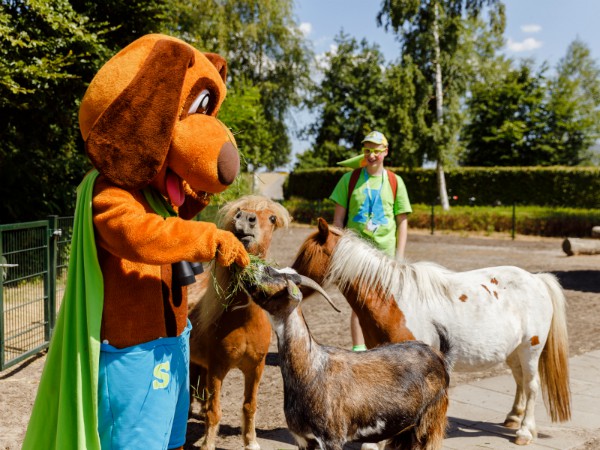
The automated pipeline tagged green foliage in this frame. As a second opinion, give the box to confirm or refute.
[462,40,600,167]
[376,0,506,205]
[0,0,110,223]
[544,40,600,165]
[285,166,600,209]
[166,0,313,171]
[462,61,550,165]
[297,33,388,169]
[70,0,171,50]
[408,204,600,237]
[282,199,600,238]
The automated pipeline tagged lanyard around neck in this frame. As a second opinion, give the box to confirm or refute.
[363,168,385,214]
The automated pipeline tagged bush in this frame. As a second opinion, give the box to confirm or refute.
[282,199,600,238]
[285,166,600,208]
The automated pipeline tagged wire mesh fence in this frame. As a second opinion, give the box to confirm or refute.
[0,216,72,371]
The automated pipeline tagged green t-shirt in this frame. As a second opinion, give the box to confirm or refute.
[329,169,412,257]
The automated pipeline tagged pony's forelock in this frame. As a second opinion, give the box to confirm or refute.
[216,195,291,230]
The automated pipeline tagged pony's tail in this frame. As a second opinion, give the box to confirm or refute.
[538,273,571,422]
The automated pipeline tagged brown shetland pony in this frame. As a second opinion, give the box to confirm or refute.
[292,218,571,446]
[188,196,291,450]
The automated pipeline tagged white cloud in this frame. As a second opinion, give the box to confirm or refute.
[298,22,312,36]
[521,24,542,34]
[506,37,543,53]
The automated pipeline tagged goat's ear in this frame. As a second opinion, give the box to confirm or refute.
[317,217,329,242]
[286,279,303,302]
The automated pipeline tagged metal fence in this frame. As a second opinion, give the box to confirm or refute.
[0,216,73,371]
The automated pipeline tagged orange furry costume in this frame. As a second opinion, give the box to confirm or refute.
[23,34,249,450]
[80,34,249,348]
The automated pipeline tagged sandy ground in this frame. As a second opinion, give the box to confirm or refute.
[1,225,599,449]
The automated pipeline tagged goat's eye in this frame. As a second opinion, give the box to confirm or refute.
[188,89,211,115]
[269,215,277,224]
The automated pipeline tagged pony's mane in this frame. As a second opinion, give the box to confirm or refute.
[189,263,236,336]
[325,230,453,304]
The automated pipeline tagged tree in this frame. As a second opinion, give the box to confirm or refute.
[0,0,110,223]
[297,33,388,169]
[461,61,549,166]
[544,39,600,165]
[167,0,313,170]
[378,0,505,209]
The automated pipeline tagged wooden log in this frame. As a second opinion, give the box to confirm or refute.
[562,237,600,256]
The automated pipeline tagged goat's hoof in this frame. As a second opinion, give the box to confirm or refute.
[503,418,521,429]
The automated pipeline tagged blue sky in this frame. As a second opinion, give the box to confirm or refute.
[285,0,600,168]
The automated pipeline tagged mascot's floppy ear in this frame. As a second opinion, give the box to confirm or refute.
[85,39,195,190]
[204,52,227,82]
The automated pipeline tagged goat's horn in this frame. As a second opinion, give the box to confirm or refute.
[297,275,341,312]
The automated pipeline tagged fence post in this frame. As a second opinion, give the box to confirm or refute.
[511,203,516,241]
[0,229,4,370]
[47,215,59,336]
[430,201,435,235]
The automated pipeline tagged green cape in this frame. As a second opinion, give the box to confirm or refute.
[23,169,103,450]
[22,173,177,449]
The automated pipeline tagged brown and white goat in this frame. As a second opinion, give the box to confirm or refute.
[188,195,291,450]
[245,266,453,450]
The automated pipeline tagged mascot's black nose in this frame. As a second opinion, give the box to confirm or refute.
[217,142,240,185]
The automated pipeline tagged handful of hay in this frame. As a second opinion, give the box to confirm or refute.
[213,254,274,309]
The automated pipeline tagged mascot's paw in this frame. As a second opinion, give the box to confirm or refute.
[215,229,250,267]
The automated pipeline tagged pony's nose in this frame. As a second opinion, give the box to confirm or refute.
[217,142,240,186]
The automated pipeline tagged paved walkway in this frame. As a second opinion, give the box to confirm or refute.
[253,350,600,449]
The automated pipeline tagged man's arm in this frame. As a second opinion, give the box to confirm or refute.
[395,213,408,258]
[333,203,347,229]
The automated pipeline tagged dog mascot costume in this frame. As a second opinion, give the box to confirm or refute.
[23,34,249,450]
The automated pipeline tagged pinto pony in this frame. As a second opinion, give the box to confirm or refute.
[292,218,571,446]
[188,196,291,450]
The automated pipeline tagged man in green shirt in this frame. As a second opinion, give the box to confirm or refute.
[329,131,412,351]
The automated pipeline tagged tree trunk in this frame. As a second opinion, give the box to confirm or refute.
[433,2,450,210]
[562,237,600,256]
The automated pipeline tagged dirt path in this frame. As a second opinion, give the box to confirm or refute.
[1,225,599,449]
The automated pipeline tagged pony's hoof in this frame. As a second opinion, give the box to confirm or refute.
[200,440,216,450]
[245,442,260,450]
[503,418,521,429]
[514,431,533,446]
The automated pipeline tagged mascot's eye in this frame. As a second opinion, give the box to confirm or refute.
[188,89,211,115]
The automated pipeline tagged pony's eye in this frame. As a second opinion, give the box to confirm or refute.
[269,215,277,224]
[188,89,211,115]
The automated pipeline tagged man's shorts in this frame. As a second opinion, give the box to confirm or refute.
[98,321,191,450]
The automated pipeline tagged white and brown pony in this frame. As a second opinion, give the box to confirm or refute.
[292,218,571,446]
[188,195,291,450]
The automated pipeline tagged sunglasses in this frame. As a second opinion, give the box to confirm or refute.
[362,147,386,155]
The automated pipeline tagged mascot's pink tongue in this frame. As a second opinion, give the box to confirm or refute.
[166,171,185,207]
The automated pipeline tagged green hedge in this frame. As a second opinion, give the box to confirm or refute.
[282,200,600,238]
[285,166,600,208]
